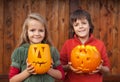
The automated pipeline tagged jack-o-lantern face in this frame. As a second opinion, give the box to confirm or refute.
[27,44,51,74]
[70,45,101,73]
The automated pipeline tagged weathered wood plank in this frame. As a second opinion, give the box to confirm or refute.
[88,0,100,39]
[107,0,119,75]
[46,0,59,48]
[0,0,4,74]
[31,0,46,17]
[58,0,69,51]
[14,0,28,46]
[117,0,120,74]
[3,0,15,74]
[62,0,70,50]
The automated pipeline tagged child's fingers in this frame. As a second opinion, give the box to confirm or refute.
[89,70,99,74]
[68,62,81,73]
[26,63,36,74]
[75,70,83,73]
[68,62,72,65]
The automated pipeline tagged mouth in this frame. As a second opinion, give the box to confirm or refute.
[32,61,47,66]
[33,37,41,40]
[78,29,85,32]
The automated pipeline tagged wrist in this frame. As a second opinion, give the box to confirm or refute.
[47,68,53,74]
[25,69,31,76]
[63,64,70,71]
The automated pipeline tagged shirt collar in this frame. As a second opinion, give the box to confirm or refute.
[74,34,94,45]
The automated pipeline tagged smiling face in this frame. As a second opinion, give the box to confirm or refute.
[73,18,90,41]
[27,19,45,44]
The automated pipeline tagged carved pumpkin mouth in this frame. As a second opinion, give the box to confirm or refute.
[32,61,47,66]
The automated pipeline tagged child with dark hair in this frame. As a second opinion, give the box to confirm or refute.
[60,9,110,82]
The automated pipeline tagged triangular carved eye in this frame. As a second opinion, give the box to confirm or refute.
[38,51,41,58]
[34,47,37,52]
[41,47,45,52]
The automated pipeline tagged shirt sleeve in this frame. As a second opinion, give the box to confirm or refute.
[50,47,61,67]
[11,48,22,68]
[55,65,65,80]
[9,66,20,79]
[60,42,68,65]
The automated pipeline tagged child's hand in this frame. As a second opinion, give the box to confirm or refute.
[47,59,54,73]
[89,60,103,74]
[89,69,99,74]
[50,59,54,68]
[68,62,83,74]
[26,60,36,75]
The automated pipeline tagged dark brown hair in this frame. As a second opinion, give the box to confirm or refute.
[70,9,94,37]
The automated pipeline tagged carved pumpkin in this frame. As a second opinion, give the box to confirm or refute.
[27,44,52,74]
[70,45,101,73]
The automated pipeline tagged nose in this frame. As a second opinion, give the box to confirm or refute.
[34,30,40,35]
[79,23,83,28]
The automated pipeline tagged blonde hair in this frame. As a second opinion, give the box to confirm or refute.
[17,13,53,47]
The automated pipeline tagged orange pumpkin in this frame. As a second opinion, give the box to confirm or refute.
[27,44,52,74]
[70,45,101,73]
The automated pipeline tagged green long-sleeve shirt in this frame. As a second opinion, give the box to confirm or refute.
[11,43,61,82]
